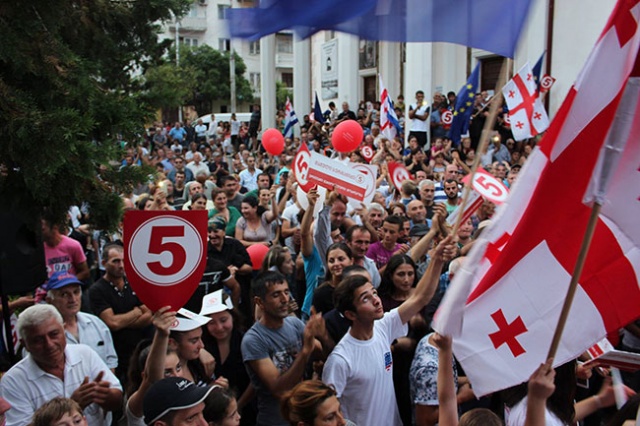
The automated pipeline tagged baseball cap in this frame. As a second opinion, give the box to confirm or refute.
[46,271,84,291]
[208,216,227,232]
[409,224,430,238]
[143,377,216,425]
[199,290,234,316]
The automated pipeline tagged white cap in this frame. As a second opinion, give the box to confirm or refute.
[170,308,211,332]
[199,290,233,317]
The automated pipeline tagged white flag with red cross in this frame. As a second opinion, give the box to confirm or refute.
[502,63,550,141]
[434,0,640,397]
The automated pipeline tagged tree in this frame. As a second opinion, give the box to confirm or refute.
[276,81,293,110]
[0,0,192,231]
[179,45,254,114]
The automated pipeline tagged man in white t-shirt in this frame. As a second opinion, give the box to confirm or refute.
[322,236,454,426]
[408,90,430,149]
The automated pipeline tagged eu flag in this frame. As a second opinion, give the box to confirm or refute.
[448,63,480,146]
[313,92,325,125]
[227,0,533,58]
[531,51,546,92]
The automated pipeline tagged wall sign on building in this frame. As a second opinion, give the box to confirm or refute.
[321,39,338,100]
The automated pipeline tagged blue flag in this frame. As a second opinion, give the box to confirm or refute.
[531,51,546,92]
[448,63,480,146]
[313,92,325,124]
[227,0,533,58]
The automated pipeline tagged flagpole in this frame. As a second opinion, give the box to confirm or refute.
[547,202,602,360]
[452,58,511,236]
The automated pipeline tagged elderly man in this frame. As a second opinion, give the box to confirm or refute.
[1,305,122,426]
[46,271,117,371]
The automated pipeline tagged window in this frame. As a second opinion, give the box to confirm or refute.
[187,3,198,17]
[281,72,293,88]
[481,56,503,91]
[179,37,198,47]
[250,72,261,90]
[250,41,260,55]
[219,38,230,51]
[217,5,229,19]
[276,34,293,54]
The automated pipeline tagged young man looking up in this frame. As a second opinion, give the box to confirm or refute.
[322,236,455,426]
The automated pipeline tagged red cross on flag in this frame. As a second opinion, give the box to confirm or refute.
[434,0,640,397]
[502,63,550,141]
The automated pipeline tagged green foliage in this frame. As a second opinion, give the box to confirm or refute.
[157,45,255,113]
[276,81,293,110]
[0,0,191,230]
[140,63,198,110]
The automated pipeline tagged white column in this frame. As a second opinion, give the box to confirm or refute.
[432,43,467,96]
[293,37,311,118]
[404,42,433,146]
[260,35,276,130]
[337,33,359,108]
[379,42,401,98]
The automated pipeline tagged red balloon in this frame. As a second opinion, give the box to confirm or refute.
[247,243,270,270]
[332,120,364,153]
[262,128,285,155]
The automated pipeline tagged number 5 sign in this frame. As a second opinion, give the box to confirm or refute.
[124,211,208,311]
[463,167,510,205]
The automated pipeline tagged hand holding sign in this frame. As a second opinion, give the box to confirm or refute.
[462,167,509,205]
[124,211,208,311]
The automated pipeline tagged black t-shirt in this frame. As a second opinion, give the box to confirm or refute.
[208,238,251,269]
[89,278,152,378]
[337,110,357,121]
[183,258,231,313]
[312,282,335,315]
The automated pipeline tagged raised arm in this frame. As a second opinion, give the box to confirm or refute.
[524,358,556,426]
[264,185,280,223]
[435,334,459,426]
[399,235,455,324]
[300,189,318,258]
[127,307,177,417]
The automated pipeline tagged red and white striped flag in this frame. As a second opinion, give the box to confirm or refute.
[434,0,640,397]
[502,63,550,141]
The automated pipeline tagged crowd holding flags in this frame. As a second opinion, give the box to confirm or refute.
[283,97,298,138]
[434,0,640,396]
[226,0,640,405]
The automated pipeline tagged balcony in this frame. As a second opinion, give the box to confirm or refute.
[275,53,293,68]
[168,16,207,32]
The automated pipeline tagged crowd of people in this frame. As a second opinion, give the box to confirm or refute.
[1,91,639,426]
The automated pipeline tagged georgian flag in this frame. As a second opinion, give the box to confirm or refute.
[434,0,640,397]
[502,63,550,141]
[379,75,401,141]
[284,97,299,138]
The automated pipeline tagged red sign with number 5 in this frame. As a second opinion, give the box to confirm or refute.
[124,210,208,311]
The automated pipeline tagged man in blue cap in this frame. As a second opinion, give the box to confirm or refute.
[46,271,117,371]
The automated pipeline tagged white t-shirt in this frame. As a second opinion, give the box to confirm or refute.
[504,396,566,426]
[323,308,408,426]
[281,203,301,253]
[231,120,240,136]
[410,103,430,132]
